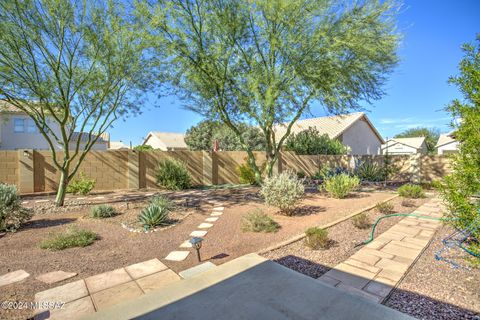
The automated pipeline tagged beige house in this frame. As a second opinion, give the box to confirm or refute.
[381,137,427,155]
[436,133,459,155]
[0,100,108,150]
[109,141,130,150]
[143,131,188,151]
[274,112,384,155]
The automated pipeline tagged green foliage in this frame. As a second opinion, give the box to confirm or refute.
[376,201,394,214]
[0,0,154,206]
[260,171,305,215]
[139,0,400,180]
[322,174,360,199]
[185,120,266,151]
[40,226,97,251]
[465,241,480,268]
[149,195,175,212]
[0,184,32,232]
[352,213,371,229]
[296,171,306,179]
[138,204,170,229]
[241,209,280,233]
[355,162,385,182]
[313,166,349,180]
[156,159,192,190]
[285,127,348,155]
[237,163,257,185]
[134,145,154,151]
[304,227,330,250]
[66,173,96,195]
[437,37,480,236]
[398,184,425,199]
[90,205,117,219]
[394,127,440,154]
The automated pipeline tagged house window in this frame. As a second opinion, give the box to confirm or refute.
[14,118,25,133]
[27,119,37,133]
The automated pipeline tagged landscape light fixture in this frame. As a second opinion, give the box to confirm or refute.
[189,237,204,262]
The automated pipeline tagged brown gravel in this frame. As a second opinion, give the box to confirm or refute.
[0,188,395,320]
[385,225,480,320]
[262,196,428,278]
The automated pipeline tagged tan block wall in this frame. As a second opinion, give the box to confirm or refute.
[420,155,452,182]
[216,151,266,184]
[0,151,18,185]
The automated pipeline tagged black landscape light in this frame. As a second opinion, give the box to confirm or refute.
[190,237,204,262]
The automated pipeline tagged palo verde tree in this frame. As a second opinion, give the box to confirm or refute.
[138,0,400,183]
[0,0,153,206]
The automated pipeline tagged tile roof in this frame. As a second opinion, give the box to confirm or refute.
[383,137,426,149]
[435,133,456,148]
[149,132,187,149]
[0,100,22,113]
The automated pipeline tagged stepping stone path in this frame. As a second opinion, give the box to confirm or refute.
[36,271,77,284]
[163,201,225,262]
[0,270,30,287]
[317,198,444,303]
[34,259,181,319]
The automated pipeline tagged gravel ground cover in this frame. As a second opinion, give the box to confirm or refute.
[262,196,428,278]
[385,225,480,320]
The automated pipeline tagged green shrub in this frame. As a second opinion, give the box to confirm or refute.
[241,210,280,233]
[355,162,384,182]
[376,201,394,214]
[236,163,257,185]
[138,204,169,229]
[260,171,304,215]
[352,213,371,229]
[285,127,348,155]
[398,184,425,198]
[149,195,175,212]
[322,174,360,199]
[304,227,330,249]
[67,173,96,195]
[90,205,117,219]
[40,226,97,250]
[156,159,191,190]
[0,184,33,232]
[296,171,306,179]
[313,166,349,180]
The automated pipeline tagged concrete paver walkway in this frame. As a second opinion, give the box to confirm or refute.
[317,198,444,303]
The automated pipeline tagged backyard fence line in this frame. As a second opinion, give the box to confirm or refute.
[0,150,452,194]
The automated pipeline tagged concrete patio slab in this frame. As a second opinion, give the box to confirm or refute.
[35,296,95,320]
[35,280,88,304]
[178,262,216,279]
[165,251,190,261]
[0,269,30,287]
[85,268,132,294]
[35,271,77,284]
[136,270,181,293]
[125,259,168,280]
[91,281,143,311]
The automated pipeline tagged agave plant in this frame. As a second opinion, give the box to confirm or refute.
[138,204,169,230]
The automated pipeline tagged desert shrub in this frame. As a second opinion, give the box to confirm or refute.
[352,213,371,229]
[260,171,304,215]
[138,204,169,229]
[285,127,348,155]
[90,205,117,219]
[355,162,384,182]
[304,227,330,249]
[0,184,33,232]
[236,162,257,185]
[401,199,416,207]
[313,166,349,180]
[156,159,191,190]
[296,171,306,179]
[149,195,175,212]
[376,201,394,214]
[66,173,96,195]
[40,226,97,250]
[398,184,425,198]
[322,174,360,199]
[241,210,280,233]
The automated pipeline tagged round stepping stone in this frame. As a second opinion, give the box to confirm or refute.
[165,251,190,261]
[36,271,77,284]
[190,230,207,237]
[205,217,218,222]
[0,270,30,287]
[197,223,213,229]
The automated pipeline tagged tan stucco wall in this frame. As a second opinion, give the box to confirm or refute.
[341,118,382,155]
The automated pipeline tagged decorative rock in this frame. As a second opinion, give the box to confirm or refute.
[197,223,213,229]
[36,271,77,284]
[190,230,207,237]
[165,251,190,261]
[0,270,30,287]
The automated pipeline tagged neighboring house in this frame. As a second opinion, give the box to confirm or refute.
[381,137,427,155]
[143,132,188,151]
[109,141,130,150]
[0,100,108,150]
[274,112,384,155]
[436,132,459,155]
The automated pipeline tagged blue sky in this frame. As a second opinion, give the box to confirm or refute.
[109,0,480,146]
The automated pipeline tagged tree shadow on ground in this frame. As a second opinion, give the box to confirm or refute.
[21,218,77,230]
[290,205,326,216]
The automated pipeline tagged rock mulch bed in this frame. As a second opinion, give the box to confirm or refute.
[262,197,428,278]
[385,225,480,320]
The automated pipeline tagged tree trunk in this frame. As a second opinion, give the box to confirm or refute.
[246,151,262,185]
[55,169,69,207]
